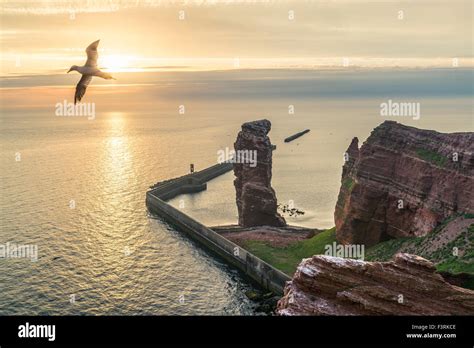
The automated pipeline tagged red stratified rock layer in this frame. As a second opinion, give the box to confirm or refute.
[276,253,474,315]
[233,119,286,227]
[335,121,474,247]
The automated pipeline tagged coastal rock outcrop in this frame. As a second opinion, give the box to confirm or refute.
[335,121,474,247]
[276,253,474,315]
[233,119,286,227]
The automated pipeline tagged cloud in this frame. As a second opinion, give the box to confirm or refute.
[1,0,472,75]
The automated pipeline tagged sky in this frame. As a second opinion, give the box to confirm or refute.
[0,0,473,75]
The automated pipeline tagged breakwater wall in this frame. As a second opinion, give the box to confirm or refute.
[146,162,290,295]
[149,162,233,201]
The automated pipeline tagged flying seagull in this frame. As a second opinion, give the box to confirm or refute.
[67,40,115,104]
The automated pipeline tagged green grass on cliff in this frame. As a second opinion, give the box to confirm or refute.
[342,177,355,191]
[243,227,336,276]
[415,148,447,167]
[243,214,473,288]
[366,216,474,287]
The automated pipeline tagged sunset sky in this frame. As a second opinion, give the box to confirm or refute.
[1,0,473,75]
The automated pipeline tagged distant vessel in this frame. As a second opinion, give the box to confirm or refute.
[284,129,310,143]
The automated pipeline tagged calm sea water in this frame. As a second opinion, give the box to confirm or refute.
[0,69,472,315]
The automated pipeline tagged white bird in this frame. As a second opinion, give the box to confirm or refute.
[67,40,115,104]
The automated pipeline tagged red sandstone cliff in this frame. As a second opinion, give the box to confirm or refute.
[233,119,286,227]
[276,253,474,315]
[335,121,474,247]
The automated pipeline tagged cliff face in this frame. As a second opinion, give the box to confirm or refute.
[335,121,474,247]
[276,253,474,315]
[233,119,286,227]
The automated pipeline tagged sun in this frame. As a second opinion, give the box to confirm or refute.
[101,54,131,72]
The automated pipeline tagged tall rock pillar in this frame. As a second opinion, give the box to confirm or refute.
[233,119,286,227]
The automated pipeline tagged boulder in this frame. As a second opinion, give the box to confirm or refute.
[276,253,474,315]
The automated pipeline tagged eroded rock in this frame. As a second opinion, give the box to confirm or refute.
[233,119,286,227]
[335,121,474,247]
[276,253,474,316]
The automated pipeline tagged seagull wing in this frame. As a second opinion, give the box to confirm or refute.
[75,75,93,104]
[85,40,100,67]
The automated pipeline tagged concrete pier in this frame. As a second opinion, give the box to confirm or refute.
[146,162,290,295]
[149,162,233,200]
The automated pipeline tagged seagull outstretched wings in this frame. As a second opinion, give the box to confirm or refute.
[68,40,115,104]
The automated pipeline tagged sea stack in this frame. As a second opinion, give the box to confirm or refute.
[335,121,474,247]
[233,119,286,227]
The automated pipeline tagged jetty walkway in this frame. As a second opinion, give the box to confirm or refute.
[146,161,290,295]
